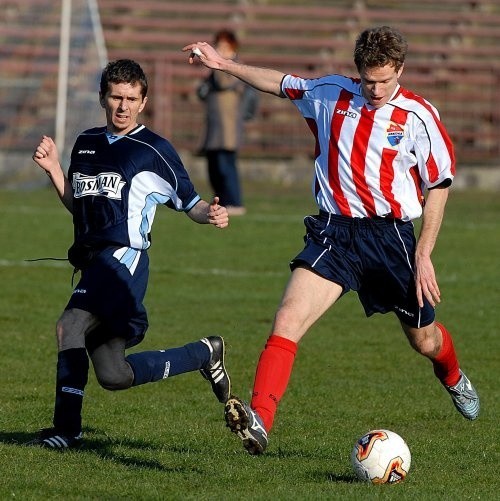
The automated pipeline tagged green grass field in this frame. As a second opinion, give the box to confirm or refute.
[0,183,498,500]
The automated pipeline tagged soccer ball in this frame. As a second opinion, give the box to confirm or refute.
[350,429,411,484]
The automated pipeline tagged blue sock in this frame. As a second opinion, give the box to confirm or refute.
[126,340,210,386]
[53,348,89,434]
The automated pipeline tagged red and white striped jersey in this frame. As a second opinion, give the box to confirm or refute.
[281,74,456,220]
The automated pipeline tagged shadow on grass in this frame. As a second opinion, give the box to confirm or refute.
[0,428,204,473]
[1,430,358,480]
[325,472,358,483]
[264,446,359,483]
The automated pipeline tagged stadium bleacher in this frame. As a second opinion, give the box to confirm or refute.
[1,0,499,187]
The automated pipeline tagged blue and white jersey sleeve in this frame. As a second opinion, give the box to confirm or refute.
[125,127,200,249]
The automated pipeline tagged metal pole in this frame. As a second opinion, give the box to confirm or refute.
[88,0,108,68]
[55,0,71,161]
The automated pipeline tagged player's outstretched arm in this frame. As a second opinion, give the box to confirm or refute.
[183,42,285,97]
[187,196,229,229]
[33,135,74,213]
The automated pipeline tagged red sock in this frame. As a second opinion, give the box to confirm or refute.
[250,334,298,432]
[432,323,460,387]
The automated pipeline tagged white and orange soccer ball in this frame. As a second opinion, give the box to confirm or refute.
[350,429,411,484]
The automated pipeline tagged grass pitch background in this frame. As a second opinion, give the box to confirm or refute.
[0,183,498,499]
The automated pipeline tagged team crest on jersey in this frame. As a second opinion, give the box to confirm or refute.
[72,172,125,199]
[386,121,405,146]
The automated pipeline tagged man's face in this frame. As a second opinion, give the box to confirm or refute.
[359,64,403,109]
[100,81,147,135]
[216,39,236,59]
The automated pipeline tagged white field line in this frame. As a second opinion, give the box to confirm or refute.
[0,206,67,215]
[0,259,68,268]
[0,258,465,283]
[2,206,497,229]
[0,258,286,278]
[1,205,305,223]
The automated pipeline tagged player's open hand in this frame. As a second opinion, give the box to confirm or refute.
[208,196,229,229]
[414,253,441,308]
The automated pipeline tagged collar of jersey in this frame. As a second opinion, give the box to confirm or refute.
[105,124,144,144]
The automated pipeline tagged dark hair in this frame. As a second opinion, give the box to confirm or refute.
[354,26,408,72]
[100,59,148,98]
[214,29,239,51]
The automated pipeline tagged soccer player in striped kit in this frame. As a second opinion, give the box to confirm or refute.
[185,26,480,455]
[29,59,231,449]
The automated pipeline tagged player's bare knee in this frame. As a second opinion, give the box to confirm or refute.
[415,338,438,358]
[274,306,305,335]
[403,323,440,358]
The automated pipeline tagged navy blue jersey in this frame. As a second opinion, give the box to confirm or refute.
[68,125,200,250]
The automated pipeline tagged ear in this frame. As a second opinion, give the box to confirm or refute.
[138,96,148,113]
[99,92,106,108]
[397,63,404,79]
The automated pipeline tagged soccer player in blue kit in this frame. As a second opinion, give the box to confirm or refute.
[29,59,231,449]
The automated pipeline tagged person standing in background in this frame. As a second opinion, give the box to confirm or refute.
[197,29,257,216]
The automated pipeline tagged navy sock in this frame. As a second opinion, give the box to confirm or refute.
[53,348,89,434]
[126,340,210,387]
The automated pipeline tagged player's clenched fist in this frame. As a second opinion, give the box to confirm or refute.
[33,135,60,172]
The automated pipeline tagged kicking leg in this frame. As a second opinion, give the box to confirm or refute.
[225,266,343,454]
[90,336,230,402]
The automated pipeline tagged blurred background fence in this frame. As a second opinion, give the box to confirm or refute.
[1,0,499,188]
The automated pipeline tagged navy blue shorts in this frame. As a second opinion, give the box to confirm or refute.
[66,246,149,350]
[290,212,435,328]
